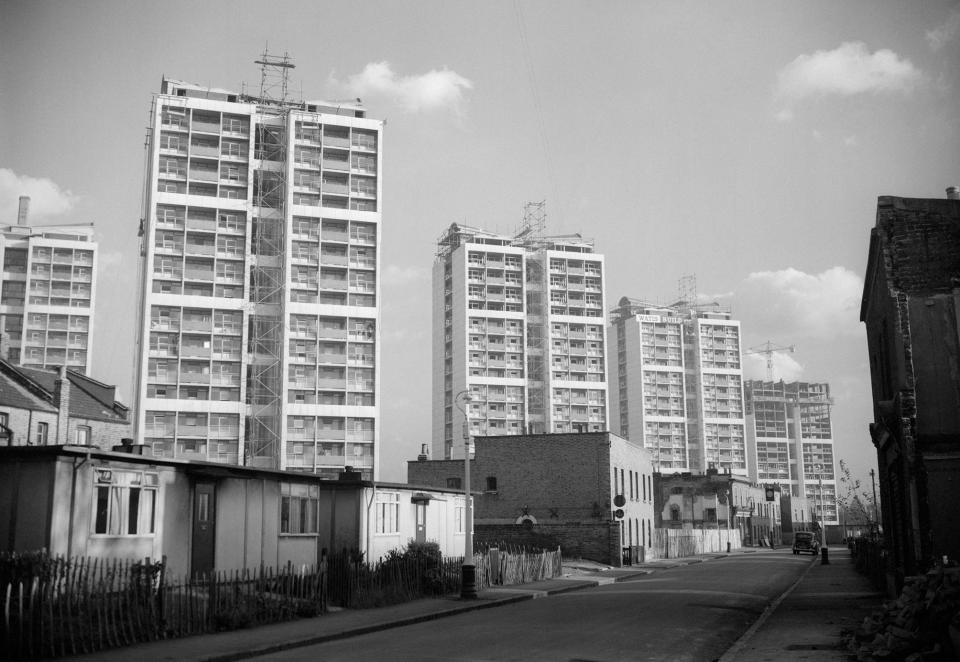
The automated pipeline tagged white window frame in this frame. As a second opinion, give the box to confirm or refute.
[92,469,159,537]
[280,483,319,535]
[375,491,399,534]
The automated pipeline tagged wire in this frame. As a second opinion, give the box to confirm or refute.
[513,0,563,227]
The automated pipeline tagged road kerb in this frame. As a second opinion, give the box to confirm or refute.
[715,556,818,662]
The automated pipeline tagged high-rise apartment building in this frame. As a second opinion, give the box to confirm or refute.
[433,214,608,460]
[608,297,746,476]
[0,197,97,374]
[744,380,838,525]
[134,67,383,478]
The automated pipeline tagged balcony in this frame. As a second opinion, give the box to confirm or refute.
[190,144,220,158]
[322,157,349,171]
[323,135,350,149]
[319,253,348,266]
[188,168,219,182]
[191,120,220,134]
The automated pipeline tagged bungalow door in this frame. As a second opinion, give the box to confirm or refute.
[415,503,427,543]
[191,482,216,578]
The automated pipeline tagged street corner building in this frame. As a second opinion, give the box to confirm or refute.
[135,67,383,478]
[860,188,960,586]
[409,431,655,566]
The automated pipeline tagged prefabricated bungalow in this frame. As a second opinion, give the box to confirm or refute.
[0,445,466,577]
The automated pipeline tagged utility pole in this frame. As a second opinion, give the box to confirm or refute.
[455,390,477,599]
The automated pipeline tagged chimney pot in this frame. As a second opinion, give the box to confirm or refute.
[947,186,960,200]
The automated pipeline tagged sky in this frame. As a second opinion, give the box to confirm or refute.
[2,1,958,488]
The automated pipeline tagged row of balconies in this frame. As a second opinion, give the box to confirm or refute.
[293,130,376,152]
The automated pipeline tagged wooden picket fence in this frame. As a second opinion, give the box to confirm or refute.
[475,545,564,587]
[2,546,564,659]
[650,528,742,560]
[1,552,326,660]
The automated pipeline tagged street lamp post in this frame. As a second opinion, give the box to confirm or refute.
[454,390,477,599]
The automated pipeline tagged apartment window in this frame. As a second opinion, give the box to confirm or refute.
[375,492,399,534]
[280,483,319,534]
[446,477,462,489]
[75,425,91,445]
[36,422,49,445]
[485,476,498,492]
[93,469,159,536]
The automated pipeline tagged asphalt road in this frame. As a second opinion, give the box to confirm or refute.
[253,549,815,662]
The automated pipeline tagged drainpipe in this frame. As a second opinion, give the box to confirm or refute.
[67,452,91,558]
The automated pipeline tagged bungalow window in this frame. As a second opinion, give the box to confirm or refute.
[93,469,159,536]
[375,491,399,534]
[280,482,319,535]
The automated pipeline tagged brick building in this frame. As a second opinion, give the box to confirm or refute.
[0,359,130,448]
[860,191,960,587]
[654,470,784,546]
[408,432,654,565]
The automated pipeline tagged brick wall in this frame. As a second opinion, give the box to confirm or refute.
[0,406,130,450]
[475,521,623,566]
[409,432,653,523]
[2,408,58,446]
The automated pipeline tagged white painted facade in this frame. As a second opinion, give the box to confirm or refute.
[433,225,608,460]
[135,77,383,478]
[0,223,97,374]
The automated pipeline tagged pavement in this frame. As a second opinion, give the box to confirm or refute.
[70,546,882,662]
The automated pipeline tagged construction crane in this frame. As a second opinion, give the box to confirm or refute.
[745,341,796,381]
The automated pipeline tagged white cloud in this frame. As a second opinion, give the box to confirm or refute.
[775,42,922,105]
[843,135,858,147]
[811,129,823,142]
[926,8,960,51]
[743,350,805,382]
[736,266,864,340]
[0,168,79,222]
[332,62,473,114]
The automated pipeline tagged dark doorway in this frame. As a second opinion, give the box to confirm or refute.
[191,482,216,577]
[415,503,427,543]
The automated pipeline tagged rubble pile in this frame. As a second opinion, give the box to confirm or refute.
[848,567,960,661]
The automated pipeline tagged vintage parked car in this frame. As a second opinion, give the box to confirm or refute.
[792,531,821,555]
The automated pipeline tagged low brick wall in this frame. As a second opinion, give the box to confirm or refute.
[475,521,623,566]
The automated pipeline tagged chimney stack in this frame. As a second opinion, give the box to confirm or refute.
[54,366,71,445]
[17,196,30,226]
[947,186,959,200]
[417,443,429,461]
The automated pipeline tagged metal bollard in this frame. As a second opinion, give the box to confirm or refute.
[821,547,829,565]
[727,542,731,553]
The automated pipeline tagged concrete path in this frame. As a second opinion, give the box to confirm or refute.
[719,547,884,661]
